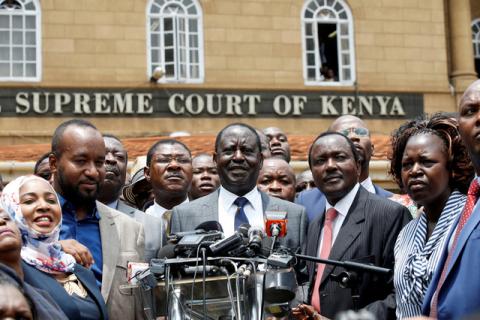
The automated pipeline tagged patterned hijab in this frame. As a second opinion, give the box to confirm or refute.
[0,175,75,274]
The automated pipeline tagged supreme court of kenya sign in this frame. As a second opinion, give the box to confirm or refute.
[0,89,423,118]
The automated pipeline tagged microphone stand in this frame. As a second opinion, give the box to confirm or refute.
[295,253,391,311]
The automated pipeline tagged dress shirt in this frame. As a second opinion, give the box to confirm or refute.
[218,186,264,237]
[360,176,375,194]
[318,183,360,255]
[145,198,189,219]
[58,194,103,287]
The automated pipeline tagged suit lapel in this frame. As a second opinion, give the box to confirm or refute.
[97,201,121,301]
[445,204,480,278]
[321,188,366,284]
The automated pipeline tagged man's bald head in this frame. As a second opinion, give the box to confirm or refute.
[458,79,480,173]
[328,115,373,181]
[263,127,291,162]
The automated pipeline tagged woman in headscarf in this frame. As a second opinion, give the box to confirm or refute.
[1,175,108,320]
[389,113,474,318]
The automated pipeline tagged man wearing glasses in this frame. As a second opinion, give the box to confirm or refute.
[296,115,392,221]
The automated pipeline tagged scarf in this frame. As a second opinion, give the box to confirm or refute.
[0,175,75,274]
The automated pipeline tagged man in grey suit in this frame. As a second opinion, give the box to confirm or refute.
[292,132,410,320]
[50,120,145,320]
[98,134,164,261]
[171,123,307,252]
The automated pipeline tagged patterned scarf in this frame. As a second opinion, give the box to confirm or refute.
[0,175,75,274]
[400,190,465,305]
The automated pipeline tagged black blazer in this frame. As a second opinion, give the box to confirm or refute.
[304,186,411,320]
[22,261,108,320]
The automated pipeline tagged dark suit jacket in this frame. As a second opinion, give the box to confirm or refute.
[422,200,480,319]
[22,261,108,320]
[171,189,308,253]
[304,187,410,320]
[296,183,393,222]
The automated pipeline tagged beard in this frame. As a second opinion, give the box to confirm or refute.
[56,170,100,207]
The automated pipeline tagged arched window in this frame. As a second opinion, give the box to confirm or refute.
[147,0,204,83]
[472,18,480,77]
[301,0,355,85]
[0,0,41,81]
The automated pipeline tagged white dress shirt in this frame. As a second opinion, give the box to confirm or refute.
[360,176,376,194]
[218,186,264,237]
[146,198,189,219]
[318,183,360,256]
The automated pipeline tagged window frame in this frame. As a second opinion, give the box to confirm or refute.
[473,18,480,59]
[146,0,204,84]
[0,0,41,82]
[301,0,355,86]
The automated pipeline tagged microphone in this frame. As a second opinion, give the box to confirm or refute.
[208,223,249,256]
[248,226,264,254]
[265,211,287,237]
[157,244,177,259]
[195,220,224,232]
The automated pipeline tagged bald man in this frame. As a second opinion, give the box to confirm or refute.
[296,115,392,221]
[257,158,296,202]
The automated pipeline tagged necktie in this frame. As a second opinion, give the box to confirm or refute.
[311,208,338,313]
[430,179,480,317]
[234,197,249,231]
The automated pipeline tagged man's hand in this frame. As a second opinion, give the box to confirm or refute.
[58,239,94,268]
[292,304,328,320]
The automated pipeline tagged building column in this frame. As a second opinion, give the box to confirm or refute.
[448,0,477,92]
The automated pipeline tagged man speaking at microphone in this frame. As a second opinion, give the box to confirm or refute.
[293,132,410,320]
[170,123,307,252]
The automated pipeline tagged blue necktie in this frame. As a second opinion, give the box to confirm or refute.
[234,197,249,231]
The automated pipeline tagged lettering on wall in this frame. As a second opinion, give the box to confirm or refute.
[4,89,423,118]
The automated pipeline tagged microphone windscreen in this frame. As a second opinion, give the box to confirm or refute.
[157,244,176,259]
[195,220,224,232]
[238,223,251,237]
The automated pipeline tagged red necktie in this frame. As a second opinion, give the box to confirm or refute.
[430,179,480,317]
[311,208,338,313]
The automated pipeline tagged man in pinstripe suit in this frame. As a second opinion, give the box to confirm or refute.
[294,132,410,320]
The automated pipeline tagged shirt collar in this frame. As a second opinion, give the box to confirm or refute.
[219,186,262,212]
[153,197,189,213]
[106,200,119,210]
[360,176,375,194]
[57,193,101,220]
[325,183,360,218]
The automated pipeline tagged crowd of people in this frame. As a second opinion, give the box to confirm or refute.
[1,79,480,320]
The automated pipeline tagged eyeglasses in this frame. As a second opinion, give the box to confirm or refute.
[338,127,369,137]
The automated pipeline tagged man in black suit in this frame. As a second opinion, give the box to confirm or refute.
[293,132,410,320]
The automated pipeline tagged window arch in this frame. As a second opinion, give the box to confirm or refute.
[473,18,480,77]
[301,0,355,85]
[0,0,41,81]
[147,0,204,83]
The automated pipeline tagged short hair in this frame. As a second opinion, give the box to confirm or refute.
[146,139,191,166]
[103,133,128,162]
[389,113,474,193]
[308,131,360,167]
[0,269,36,318]
[34,152,51,174]
[215,123,262,153]
[51,119,97,157]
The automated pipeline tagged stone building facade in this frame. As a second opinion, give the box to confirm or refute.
[0,0,478,145]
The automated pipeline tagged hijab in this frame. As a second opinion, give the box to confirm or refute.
[0,175,75,274]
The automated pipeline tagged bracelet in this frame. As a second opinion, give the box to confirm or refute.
[311,311,320,319]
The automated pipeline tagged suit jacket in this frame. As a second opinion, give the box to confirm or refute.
[96,201,145,320]
[296,183,393,222]
[304,187,411,320]
[422,200,480,319]
[0,262,68,320]
[170,189,308,253]
[117,200,164,261]
[22,261,108,320]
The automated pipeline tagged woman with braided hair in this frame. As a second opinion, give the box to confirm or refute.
[389,113,474,318]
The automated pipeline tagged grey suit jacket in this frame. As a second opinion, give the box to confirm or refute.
[304,187,411,320]
[96,201,145,320]
[117,200,164,261]
[171,189,307,253]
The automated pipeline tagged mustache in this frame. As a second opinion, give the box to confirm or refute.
[165,172,184,179]
[105,164,120,176]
